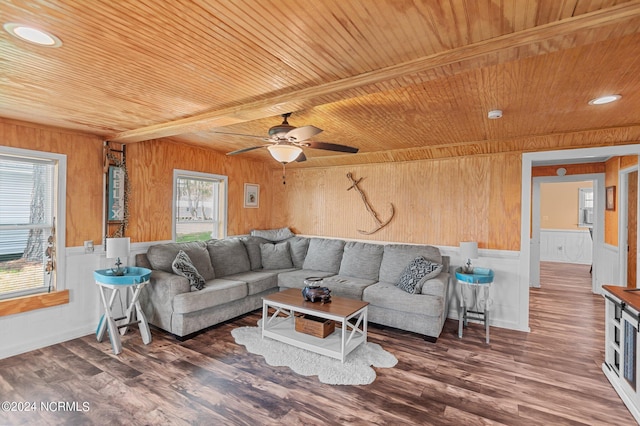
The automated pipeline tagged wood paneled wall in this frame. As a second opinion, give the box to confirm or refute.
[605,155,640,247]
[125,139,277,242]
[0,118,104,247]
[532,162,606,177]
[273,153,522,251]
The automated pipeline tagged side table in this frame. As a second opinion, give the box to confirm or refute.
[94,267,152,355]
[456,267,494,344]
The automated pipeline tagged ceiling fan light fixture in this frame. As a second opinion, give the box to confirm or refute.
[267,144,303,163]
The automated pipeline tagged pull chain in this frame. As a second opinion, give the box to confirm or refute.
[282,163,286,185]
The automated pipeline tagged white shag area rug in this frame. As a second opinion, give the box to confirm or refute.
[231,324,397,385]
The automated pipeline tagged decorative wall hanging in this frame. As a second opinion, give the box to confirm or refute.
[606,186,616,211]
[346,172,395,235]
[244,183,260,208]
[104,141,129,239]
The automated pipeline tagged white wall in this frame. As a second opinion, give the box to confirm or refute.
[443,247,526,332]
[540,229,593,264]
[0,242,155,360]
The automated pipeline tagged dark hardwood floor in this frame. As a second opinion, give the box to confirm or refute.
[0,262,635,425]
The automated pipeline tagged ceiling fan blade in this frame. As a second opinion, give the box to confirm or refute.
[305,141,359,153]
[226,145,266,155]
[285,125,322,142]
[212,131,266,140]
[295,152,307,162]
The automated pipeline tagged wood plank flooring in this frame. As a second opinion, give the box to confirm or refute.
[0,262,635,425]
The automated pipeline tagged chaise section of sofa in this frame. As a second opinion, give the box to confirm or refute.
[137,238,283,338]
[362,244,450,340]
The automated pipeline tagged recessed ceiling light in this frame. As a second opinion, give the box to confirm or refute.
[3,22,62,47]
[588,94,621,105]
[487,109,503,119]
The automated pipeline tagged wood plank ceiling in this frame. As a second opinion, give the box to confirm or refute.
[1,1,639,168]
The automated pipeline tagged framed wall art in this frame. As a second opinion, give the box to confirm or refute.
[606,186,616,211]
[244,183,259,208]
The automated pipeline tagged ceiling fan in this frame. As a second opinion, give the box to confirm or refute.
[220,113,359,164]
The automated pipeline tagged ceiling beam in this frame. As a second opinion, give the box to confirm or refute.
[108,2,640,144]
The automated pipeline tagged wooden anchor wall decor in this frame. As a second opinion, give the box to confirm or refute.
[346,172,395,235]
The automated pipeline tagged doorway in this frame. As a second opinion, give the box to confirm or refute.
[531,175,601,291]
[620,168,639,288]
[520,145,640,333]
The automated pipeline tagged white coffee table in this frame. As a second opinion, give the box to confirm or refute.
[262,288,368,363]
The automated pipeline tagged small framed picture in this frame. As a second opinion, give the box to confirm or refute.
[606,186,616,211]
[244,183,259,208]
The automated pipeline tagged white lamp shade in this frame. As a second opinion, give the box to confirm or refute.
[460,241,478,260]
[106,237,130,259]
[267,144,303,163]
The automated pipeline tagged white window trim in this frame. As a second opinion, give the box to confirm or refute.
[172,169,228,241]
[0,145,66,293]
[578,187,594,228]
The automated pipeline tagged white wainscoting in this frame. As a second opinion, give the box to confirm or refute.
[2,240,528,359]
[0,241,163,360]
[599,244,621,288]
[540,229,593,265]
[440,247,526,332]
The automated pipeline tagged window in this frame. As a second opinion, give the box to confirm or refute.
[0,147,66,300]
[173,170,227,242]
[578,187,594,227]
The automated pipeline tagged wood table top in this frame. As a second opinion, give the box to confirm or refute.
[603,285,640,312]
[264,288,368,317]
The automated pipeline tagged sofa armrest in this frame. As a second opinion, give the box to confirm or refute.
[421,271,449,298]
[139,269,190,333]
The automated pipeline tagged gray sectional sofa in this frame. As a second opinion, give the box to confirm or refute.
[136,229,450,341]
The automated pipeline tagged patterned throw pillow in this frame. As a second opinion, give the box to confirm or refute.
[396,256,443,294]
[172,250,205,290]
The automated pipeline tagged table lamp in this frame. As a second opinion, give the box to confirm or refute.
[460,241,478,274]
[106,237,130,276]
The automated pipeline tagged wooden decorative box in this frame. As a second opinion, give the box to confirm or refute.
[295,314,335,338]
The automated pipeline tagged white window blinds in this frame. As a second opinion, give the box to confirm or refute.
[0,154,56,299]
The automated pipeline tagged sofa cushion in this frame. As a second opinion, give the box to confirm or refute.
[379,244,443,284]
[302,238,346,273]
[172,250,206,290]
[147,241,215,280]
[225,271,281,296]
[363,282,444,317]
[321,275,376,299]
[338,241,383,280]
[285,236,310,269]
[396,256,443,294]
[260,241,294,269]
[207,238,251,277]
[241,236,270,270]
[277,269,337,289]
[172,278,248,314]
[250,227,294,241]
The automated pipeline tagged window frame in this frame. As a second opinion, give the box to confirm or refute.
[0,146,66,301]
[578,187,594,228]
[172,169,228,242]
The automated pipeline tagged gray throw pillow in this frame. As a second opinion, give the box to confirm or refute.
[302,238,346,273]
[396,256,443,294]
[260,241,294,269]
[250,227,294,241]
[241,236,270,270]
[172,250,205,290]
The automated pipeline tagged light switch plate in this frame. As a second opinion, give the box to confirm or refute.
[84,240,94,253]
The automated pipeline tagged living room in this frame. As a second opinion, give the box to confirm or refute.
[1,1,640,424]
